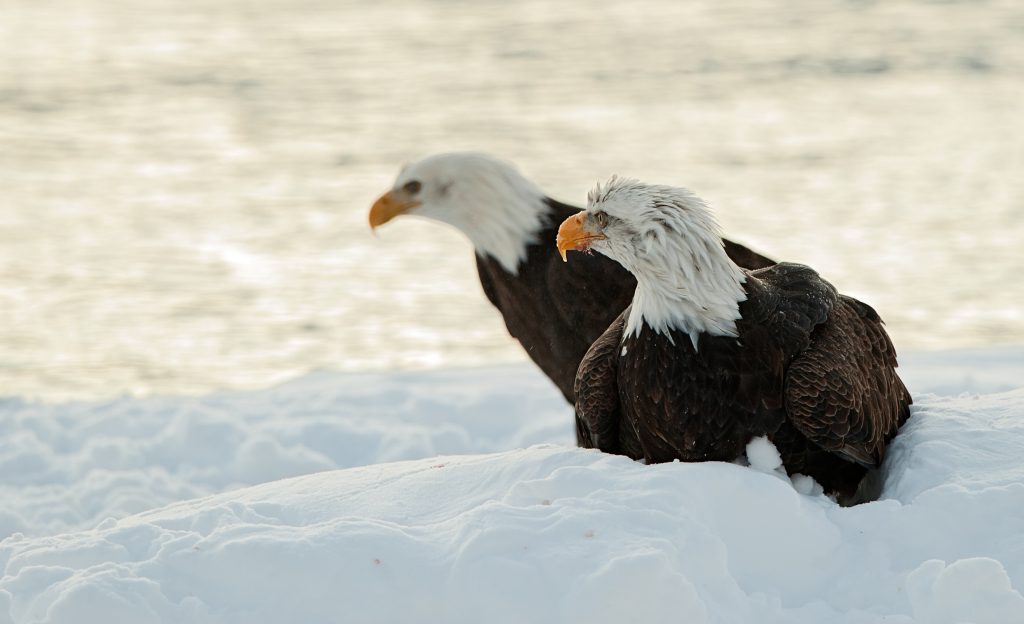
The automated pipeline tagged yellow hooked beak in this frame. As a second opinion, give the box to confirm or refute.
[368,190,422,230]
[555,212,607,262]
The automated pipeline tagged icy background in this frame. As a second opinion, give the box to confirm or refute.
[2,0,1023,401]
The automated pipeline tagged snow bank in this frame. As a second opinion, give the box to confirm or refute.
[1,352,1023,623]
[3,390,1024,623]
[0,366,572,540]
[898,346,1024,396]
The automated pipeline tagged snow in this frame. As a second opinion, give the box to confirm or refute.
[2,350,1024,623]
[0,366,570,540]
[744,435,784,473]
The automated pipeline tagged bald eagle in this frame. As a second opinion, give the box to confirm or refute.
[557,177,912,502]
[369,152,775,405]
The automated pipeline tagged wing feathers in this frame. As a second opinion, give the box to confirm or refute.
[574,310,628,452]
[784,297,912,468]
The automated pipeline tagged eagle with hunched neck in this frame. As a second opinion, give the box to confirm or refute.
[557,176,912,503]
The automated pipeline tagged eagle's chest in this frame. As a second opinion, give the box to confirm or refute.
[616,328,784,464]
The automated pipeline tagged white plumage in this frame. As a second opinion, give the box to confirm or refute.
[390,152,549,273]
[585,176,749,350]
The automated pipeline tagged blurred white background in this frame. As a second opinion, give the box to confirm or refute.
[1,0,1021,400]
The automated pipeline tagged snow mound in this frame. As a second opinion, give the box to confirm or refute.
[898,347,1024,396]
[0,366,572,540]
[3,389,1023,624]
[2,350,1015,543]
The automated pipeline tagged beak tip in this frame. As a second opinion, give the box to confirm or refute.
[368,191,421,233]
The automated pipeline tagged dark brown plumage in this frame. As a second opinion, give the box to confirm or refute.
[478,198,774,405]
[575,264,912,499]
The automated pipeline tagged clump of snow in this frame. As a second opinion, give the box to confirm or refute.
[907,558,1024,624]
[790,473,825,497]
[745,435,783,473]
[1,355,1023,623]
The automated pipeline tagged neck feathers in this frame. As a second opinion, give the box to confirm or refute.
[624,205,747,350]
[455,166,549,274]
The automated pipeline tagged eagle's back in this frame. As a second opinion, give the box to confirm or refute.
[476,199,635,404]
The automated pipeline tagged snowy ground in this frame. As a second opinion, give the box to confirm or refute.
[1,349,1023,623]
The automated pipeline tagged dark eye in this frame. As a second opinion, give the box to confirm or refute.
[593,211,609,228]
[403,180,422,195]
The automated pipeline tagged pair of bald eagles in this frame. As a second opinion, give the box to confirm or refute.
[370,152,912,503]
